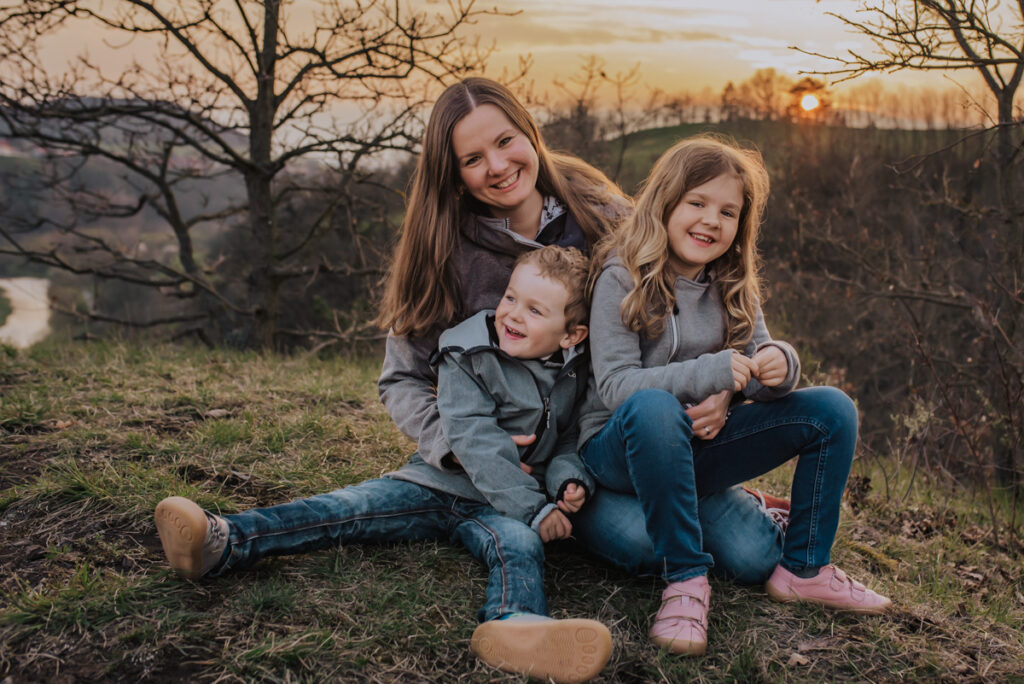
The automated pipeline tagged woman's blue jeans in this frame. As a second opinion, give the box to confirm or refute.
[214,478,547,623]
[577,386,857,583]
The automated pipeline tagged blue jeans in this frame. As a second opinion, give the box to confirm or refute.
[214,478,547,622]
[578,386,856,583]
[571,484,783,585]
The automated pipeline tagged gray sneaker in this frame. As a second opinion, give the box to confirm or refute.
[155,496,228,579]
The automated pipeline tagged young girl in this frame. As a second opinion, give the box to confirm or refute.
[579,135,891,657]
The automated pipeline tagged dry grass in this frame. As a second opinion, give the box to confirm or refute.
[1,340,1022,682]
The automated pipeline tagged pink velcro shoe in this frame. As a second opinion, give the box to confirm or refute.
[649,575,710,656]
[766,564,892,614]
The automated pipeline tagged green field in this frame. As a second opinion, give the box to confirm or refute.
[1,341,1021,682]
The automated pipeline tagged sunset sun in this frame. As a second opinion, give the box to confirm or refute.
[800,94,820,111]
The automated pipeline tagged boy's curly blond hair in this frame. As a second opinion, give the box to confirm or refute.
[514,246,591,332]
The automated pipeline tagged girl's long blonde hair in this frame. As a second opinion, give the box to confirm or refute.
[595,135,769,349]
[377,77,628,338]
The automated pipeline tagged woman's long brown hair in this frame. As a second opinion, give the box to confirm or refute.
[377,77,628,338]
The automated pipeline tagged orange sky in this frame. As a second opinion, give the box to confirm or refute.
[461,0,933,96]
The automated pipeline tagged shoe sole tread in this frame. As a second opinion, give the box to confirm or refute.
[471,618,611,683]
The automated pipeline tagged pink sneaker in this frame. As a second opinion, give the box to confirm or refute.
[649,575,710,656]
[765,564,891,614]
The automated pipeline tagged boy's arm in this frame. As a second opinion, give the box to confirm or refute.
[544,426,595,507]
[436,354,552,530]
[378,330,456,470]
[590,266,735,410]
[742,306,801,401]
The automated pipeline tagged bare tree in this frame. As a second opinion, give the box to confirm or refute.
[0,0,505,347]
[798,0,1023,257]
[795,1,1024,540]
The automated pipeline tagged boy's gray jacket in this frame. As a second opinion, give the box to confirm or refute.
[385,310,594,529]
[578,257,801,448]
[378,192,630,472]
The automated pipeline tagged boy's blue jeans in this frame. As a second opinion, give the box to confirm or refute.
[577,386,856,584]
[214,478,547,623]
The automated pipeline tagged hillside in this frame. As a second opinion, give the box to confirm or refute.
[0,341,1021,682]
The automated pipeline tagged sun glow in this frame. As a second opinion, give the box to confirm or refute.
[800,94,820,111]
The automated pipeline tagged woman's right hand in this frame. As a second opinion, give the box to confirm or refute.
[731,353,759,391]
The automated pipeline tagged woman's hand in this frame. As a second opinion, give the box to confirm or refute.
[686,389,732,440]
[731,353,759,391]
[752,346,788,387]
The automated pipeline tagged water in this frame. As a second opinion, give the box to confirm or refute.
[0,277,51,348]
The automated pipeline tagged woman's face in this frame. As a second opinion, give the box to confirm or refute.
[451,103,540,219]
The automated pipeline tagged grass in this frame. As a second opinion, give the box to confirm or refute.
[1,340,1022,682]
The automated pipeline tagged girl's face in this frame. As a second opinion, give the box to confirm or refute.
[665,172,744,280]
[451,103,541,219]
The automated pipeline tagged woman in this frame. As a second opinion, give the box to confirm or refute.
[377,77,784,589]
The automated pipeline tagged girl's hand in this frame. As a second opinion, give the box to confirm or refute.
[557,483,587,513]
[537,509,572,542]
[752,346,788,387]
[686,389,731,440]
[731,353,759,391]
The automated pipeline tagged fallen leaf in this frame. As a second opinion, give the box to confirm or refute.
[205,408,231,418]
[797,638,837,652]
[787,653,811,666]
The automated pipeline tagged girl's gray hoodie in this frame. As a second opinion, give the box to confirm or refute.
[577,257,801,449]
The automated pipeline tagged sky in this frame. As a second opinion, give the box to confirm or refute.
[458,0,912,95]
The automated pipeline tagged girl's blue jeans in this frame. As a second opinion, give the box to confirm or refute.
[577,386,857,583]
[213,478,547,623]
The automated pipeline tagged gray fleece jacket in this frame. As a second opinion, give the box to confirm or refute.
[578,257,801,448]
[378,193,630,470]
[385,310,595,530]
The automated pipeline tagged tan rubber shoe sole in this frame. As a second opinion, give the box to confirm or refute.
[471,617,612,683]
[154,496,208,579]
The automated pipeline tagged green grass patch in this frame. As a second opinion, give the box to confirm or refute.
[0,340,1021,682]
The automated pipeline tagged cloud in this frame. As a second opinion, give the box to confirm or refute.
[471,10,725,49]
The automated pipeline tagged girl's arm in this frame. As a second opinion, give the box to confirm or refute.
[377,330,455,470]
[742,306,801,401]
[590,266,736,411]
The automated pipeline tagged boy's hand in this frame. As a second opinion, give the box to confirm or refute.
[557,483,587,514]
[752,346,787,387]
[731,353,759,392]
[686,389,731,440]
[537,509,572,542]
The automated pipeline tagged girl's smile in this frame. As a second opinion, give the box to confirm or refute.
[665,173,744,280]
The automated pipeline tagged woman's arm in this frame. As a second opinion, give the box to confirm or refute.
[377,330,455,470]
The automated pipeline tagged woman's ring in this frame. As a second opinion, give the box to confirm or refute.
[704,426,711,435]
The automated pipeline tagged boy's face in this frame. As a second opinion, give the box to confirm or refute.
[494,262,586,359]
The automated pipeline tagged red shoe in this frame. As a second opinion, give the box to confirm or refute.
[744,487,790,533]
[766,564,892,614]
[649,575,710,656]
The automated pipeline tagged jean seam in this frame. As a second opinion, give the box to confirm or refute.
[232,505,454,544]
[707,415,829,447]
[461,516,511,619]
